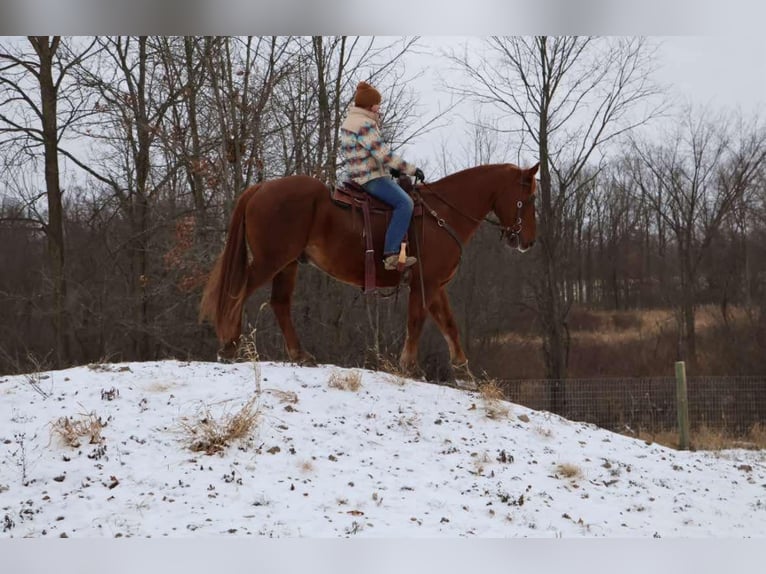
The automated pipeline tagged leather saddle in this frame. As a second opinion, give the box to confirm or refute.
[330,175,422,294]
[332,176,421,214]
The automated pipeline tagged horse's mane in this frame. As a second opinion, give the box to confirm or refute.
[428,163,521,188]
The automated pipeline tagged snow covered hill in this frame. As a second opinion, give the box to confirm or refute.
[1,360,765,538]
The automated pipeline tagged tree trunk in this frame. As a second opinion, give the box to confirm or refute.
[538,149,568,413]
[134,36,152,359]
[31,36,70,367]
[184,36,207,214]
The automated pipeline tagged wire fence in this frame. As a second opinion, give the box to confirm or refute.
[496,376,766,441]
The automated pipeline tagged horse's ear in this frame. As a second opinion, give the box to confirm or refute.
[528,162,540,176]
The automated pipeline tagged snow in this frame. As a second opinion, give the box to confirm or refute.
[1,360,765,538]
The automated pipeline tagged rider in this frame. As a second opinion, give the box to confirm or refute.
[340,81,425,271]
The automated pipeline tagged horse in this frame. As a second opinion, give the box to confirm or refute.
[199,162,539,379]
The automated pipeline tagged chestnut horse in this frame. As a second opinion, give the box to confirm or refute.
[199,162,539,378]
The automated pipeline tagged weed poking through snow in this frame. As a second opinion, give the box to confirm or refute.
[555,462,583,480]
[327,370,362,392]
[178,397,260,455]
[478,378,510,420]
[50,412,106,447]
[238,324,263,394]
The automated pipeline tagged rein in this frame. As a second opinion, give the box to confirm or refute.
[413,188,464,259]
[415,177,533,248]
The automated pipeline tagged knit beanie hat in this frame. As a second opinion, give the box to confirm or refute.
[354,81,381,109]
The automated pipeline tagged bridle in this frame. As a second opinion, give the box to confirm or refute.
[498,185,535,249]
[414,176,535,252]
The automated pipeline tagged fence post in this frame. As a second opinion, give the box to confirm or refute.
[675,361,690,450]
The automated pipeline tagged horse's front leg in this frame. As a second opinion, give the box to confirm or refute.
[399,284,432,376]
[428,287,474,384]
[271,261,315,365]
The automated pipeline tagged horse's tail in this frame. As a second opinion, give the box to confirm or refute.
[199,185,260,342]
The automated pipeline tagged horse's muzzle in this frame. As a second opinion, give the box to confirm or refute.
[511,236,534,253]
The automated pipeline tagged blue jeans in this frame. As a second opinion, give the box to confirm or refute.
[362,176,415,255]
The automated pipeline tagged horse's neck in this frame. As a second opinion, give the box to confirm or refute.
[430,166,500,220]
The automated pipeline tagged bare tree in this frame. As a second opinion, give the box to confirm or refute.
[0,36,99,367]
[587,161,645,309]
[204,36,292,210]
[449,36,664,412]
[629,106,766,367]
[70,36,191,358]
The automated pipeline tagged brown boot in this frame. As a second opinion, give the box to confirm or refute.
[383,254,416,271]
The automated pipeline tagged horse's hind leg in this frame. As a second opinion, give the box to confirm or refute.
[270,260,315,365]
[428,287,473,382]
[217,261,280,361]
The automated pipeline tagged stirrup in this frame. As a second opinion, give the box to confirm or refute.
[384,254,416,271]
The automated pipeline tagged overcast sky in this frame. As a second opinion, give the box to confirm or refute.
[655,36,766,112]
[403,35,766,173]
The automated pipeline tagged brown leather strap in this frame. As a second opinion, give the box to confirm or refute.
[360,198,376,294]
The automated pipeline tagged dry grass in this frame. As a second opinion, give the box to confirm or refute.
[747,422,766,447]
[607,306,746,342]
[498,305,747,354]
[178,396,260,455]
[471,451,492,475]
[237,326,263,393]
[534,425,554,439]
[396,411,420,431]
[382,372,407,387]
[646,423,766,451]
[555,462,583,480]
[491,305,756,378]
[328,369,362,392]
[478,379,510,420]
[374,355,409,384]
[265,389,299,404]
[50,412,106,447]
[688,426,733,451]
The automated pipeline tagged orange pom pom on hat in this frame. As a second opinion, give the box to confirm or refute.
[354,81,381,109]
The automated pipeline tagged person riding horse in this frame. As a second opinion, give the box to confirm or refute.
[340,81,425,271]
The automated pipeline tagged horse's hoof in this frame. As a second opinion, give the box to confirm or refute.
[454,378,478,391]
[452,361,473,377]
[292,351,316,367]
[217,344,239,363]
[452,362,477,389]
[398,361,423,380]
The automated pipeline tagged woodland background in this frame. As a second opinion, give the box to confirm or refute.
[2,37,766,413]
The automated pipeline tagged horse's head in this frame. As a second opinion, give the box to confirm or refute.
[493,162,539,252]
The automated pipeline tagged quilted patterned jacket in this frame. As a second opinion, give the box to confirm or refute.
[340,105,417,185]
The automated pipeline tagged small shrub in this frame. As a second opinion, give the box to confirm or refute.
[478,379,510,420]
[328,370,362,392]
[555,462,582,479]
[51,412,105,447]
[179,397,260,455]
